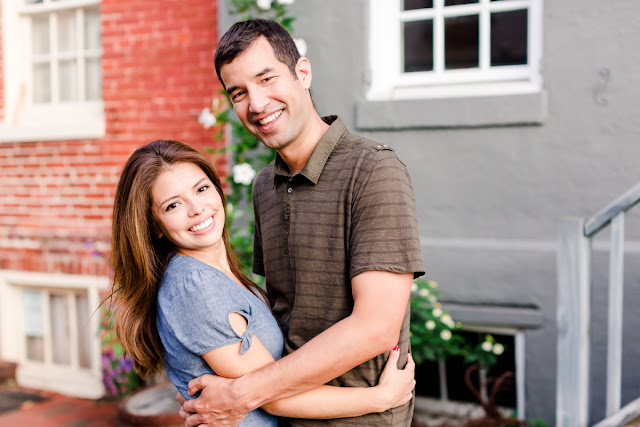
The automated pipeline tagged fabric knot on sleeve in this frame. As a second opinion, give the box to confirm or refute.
[236,307,256,355]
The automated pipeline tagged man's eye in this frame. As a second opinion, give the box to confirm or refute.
[232,91,245,100]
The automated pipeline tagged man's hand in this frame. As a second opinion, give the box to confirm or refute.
[175,374,250,427]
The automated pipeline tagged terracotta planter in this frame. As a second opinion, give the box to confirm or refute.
[118,383,183,426]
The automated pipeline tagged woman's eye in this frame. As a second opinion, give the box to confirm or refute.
[165,202,179,212]
[197,185,209,193]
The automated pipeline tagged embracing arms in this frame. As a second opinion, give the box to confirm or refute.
[179,270,414,426]
[200,308,414,419]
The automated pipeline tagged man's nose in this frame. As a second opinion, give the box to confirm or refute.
[248,88,269,113]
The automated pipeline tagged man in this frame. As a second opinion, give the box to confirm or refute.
[179,18,425,426]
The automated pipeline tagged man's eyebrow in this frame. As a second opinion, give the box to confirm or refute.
[225,67,275,96]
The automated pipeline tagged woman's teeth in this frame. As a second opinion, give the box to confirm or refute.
[190,216,213,232]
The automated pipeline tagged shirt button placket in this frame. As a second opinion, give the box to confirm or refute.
[283,181,293,254]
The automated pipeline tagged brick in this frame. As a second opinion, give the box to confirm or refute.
[0,0,221,275]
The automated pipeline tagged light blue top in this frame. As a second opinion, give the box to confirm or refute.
[156,254,283,427]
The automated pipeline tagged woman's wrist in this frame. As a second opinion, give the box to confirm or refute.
[370,384,393,413]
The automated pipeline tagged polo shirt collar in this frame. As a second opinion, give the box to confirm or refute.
[272,115,346,185]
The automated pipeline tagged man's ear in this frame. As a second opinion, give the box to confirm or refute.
[295,57,312,89]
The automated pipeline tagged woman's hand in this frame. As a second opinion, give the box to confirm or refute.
[374,346,416,411]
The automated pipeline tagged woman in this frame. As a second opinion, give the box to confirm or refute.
[109,140,415,426]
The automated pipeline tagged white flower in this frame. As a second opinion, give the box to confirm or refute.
[432,307,442,318]
[411,283,418,293]
[418,288,429,298]
[492,343,505,355]
[481,341,493,352]
[428,295,437,304]
[425,320,436,330]
[232,163,257,186]
[276,0,294,4]
[294,38,307,56]
[198,107,216,129]
[440,329,452,341]
[441,314,454,328]
[256,0,272,10]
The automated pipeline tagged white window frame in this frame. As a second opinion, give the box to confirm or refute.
[414,325,526,419]
[0,0,104,142]
[368,0,543,100]
[0,270,109,398]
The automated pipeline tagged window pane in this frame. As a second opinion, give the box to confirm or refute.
[33,62,51,103]
[445,15,479,69]
[404,0,433,10]
[57,10,77,53]
[59,59,77,101]
[50,294,71,365]
[84,7,101,50]
[85,57,102,100]
[445,0,478,5]
[22,289,44,362]
[404,20,433,72]
[76,294,91,369]
[26,337,45,361]
[491,10,528,66]
[32,14,50,55]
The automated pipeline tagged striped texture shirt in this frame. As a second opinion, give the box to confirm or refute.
[252,116,425,426]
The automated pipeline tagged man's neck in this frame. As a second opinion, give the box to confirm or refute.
[279,114,330,176]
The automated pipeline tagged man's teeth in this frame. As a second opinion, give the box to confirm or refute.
[259,110,282,125]
[190,217,213,232]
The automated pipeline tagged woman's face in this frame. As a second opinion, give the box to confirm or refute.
[151,162,226,259]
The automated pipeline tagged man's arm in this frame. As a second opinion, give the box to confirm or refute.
[180,270,413,427]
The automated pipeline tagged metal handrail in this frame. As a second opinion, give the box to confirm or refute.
[584,181,640,237]
[556,180,640,427]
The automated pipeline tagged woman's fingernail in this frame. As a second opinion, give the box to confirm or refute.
[393,345,399,351]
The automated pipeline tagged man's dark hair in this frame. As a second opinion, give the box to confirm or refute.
[214,18,301,89]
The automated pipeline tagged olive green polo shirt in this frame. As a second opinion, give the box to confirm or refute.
[252,116,425,426]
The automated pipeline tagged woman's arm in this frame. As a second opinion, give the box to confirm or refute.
[201,312,415,419]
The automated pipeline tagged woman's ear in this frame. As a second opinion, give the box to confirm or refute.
[295,57,312,90]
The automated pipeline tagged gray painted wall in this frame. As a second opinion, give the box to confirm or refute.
[218,0,640,423]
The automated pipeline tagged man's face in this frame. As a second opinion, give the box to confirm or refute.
[220,36,311,153]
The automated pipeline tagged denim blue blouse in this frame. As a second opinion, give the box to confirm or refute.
[156,254,283,426]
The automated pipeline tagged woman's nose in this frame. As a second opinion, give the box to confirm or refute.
[188,202,204,217]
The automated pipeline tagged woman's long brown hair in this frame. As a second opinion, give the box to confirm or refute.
[108,139,264,378]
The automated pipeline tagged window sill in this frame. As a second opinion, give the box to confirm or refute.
[355,90,547,130]
[444,303,543,329]
[0,117,105,143]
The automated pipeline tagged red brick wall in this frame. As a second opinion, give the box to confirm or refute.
[0,0,225,276]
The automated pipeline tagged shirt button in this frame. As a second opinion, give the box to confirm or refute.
[287,187,293,194]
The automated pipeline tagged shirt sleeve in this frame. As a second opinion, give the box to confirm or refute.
[159,268,258,356]
[349,153,425,279]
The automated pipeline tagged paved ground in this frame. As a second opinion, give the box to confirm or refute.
[0,386,119,427]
